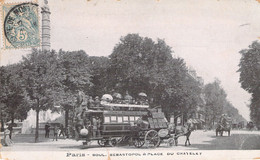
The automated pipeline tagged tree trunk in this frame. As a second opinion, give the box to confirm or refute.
[35,98,40,143]
[182,113,184,126]
[65,109,69,138]
[35,109,39,143]
[11,113,14,124]
[204,116,207,129]
[0,112,4,132]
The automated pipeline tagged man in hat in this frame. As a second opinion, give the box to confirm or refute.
[59,124,65,139]
[7,124,13,139]
[94,96,101,109]
[85,120,92,141]
[88,96,95,109]
[53,124,58,141]
[45,122,50,138]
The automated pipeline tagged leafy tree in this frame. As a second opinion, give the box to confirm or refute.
[54,49,92,135]
[107,34,202,119]
[223,100,247,123]
[158,58,203,120]
[203,79,227,127]
[108,34,174,103]
[238,41,260,93]
[0,64,29,130]
[0,66,8,131]
[21,49,58,142]
[0,103,8,131]
[238,41,260,127]
[87,56,110,96]
[250,92,260,126]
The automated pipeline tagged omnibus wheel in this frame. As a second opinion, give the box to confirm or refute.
[144,130,160,148]
[98,139,106,147]
[110,138,118,146]
[167,138,175,147]
[133,138,145,148]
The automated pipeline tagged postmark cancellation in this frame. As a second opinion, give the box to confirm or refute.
[1,1,40,49]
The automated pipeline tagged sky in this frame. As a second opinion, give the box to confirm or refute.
[1,0,260,120]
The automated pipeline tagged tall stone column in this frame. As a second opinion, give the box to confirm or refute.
[41,0,51,51]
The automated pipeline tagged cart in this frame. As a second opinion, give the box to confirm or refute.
[216,115,232,136]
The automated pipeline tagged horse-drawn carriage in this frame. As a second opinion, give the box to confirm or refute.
[75,102,193,148]
[216,114,232,136]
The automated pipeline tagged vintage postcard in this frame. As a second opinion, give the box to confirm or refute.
[0,0,260,160]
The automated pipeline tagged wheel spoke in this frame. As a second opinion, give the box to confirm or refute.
[145,130,160,148]
[133,137,144,148]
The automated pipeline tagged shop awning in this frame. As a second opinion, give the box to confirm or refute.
[189,119,205,124]
[188,119,199,124]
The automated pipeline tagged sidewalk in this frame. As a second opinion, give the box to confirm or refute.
[0,133,67,143]
[1,133,83,151]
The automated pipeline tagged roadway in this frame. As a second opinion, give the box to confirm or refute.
[1,130,260,151]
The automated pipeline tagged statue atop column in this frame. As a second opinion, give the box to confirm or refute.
[41,0,50,13]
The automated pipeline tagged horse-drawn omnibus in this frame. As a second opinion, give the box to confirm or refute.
[75,101,193,148]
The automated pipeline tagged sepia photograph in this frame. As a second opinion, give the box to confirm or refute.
[0,0,260,159]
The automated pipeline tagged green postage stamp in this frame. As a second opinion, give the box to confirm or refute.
[2,2,40,49]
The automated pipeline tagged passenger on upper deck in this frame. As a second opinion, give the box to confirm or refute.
[112,92,122,104]
[94,96,101,109]
[137,92,148,105]
[124,92,133,104]
[88,96,95,109]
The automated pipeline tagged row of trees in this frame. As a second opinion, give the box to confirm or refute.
[238,41,260,128]
[0,34,245,142]
[203,80,246,127]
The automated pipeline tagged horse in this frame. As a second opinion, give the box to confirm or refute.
[216,122,231,136]
[168,123,194,146]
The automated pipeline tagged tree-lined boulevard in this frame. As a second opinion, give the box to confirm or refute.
[0,33,256,146]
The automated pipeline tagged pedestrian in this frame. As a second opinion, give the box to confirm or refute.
[7,124,13,140]
[75,117,83,141]
[67,125,72,138]
[53,124,58,141]
[45,122,50,138]
[59,124,65,138]
[3,127,13,146]
[85,120,92,141]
